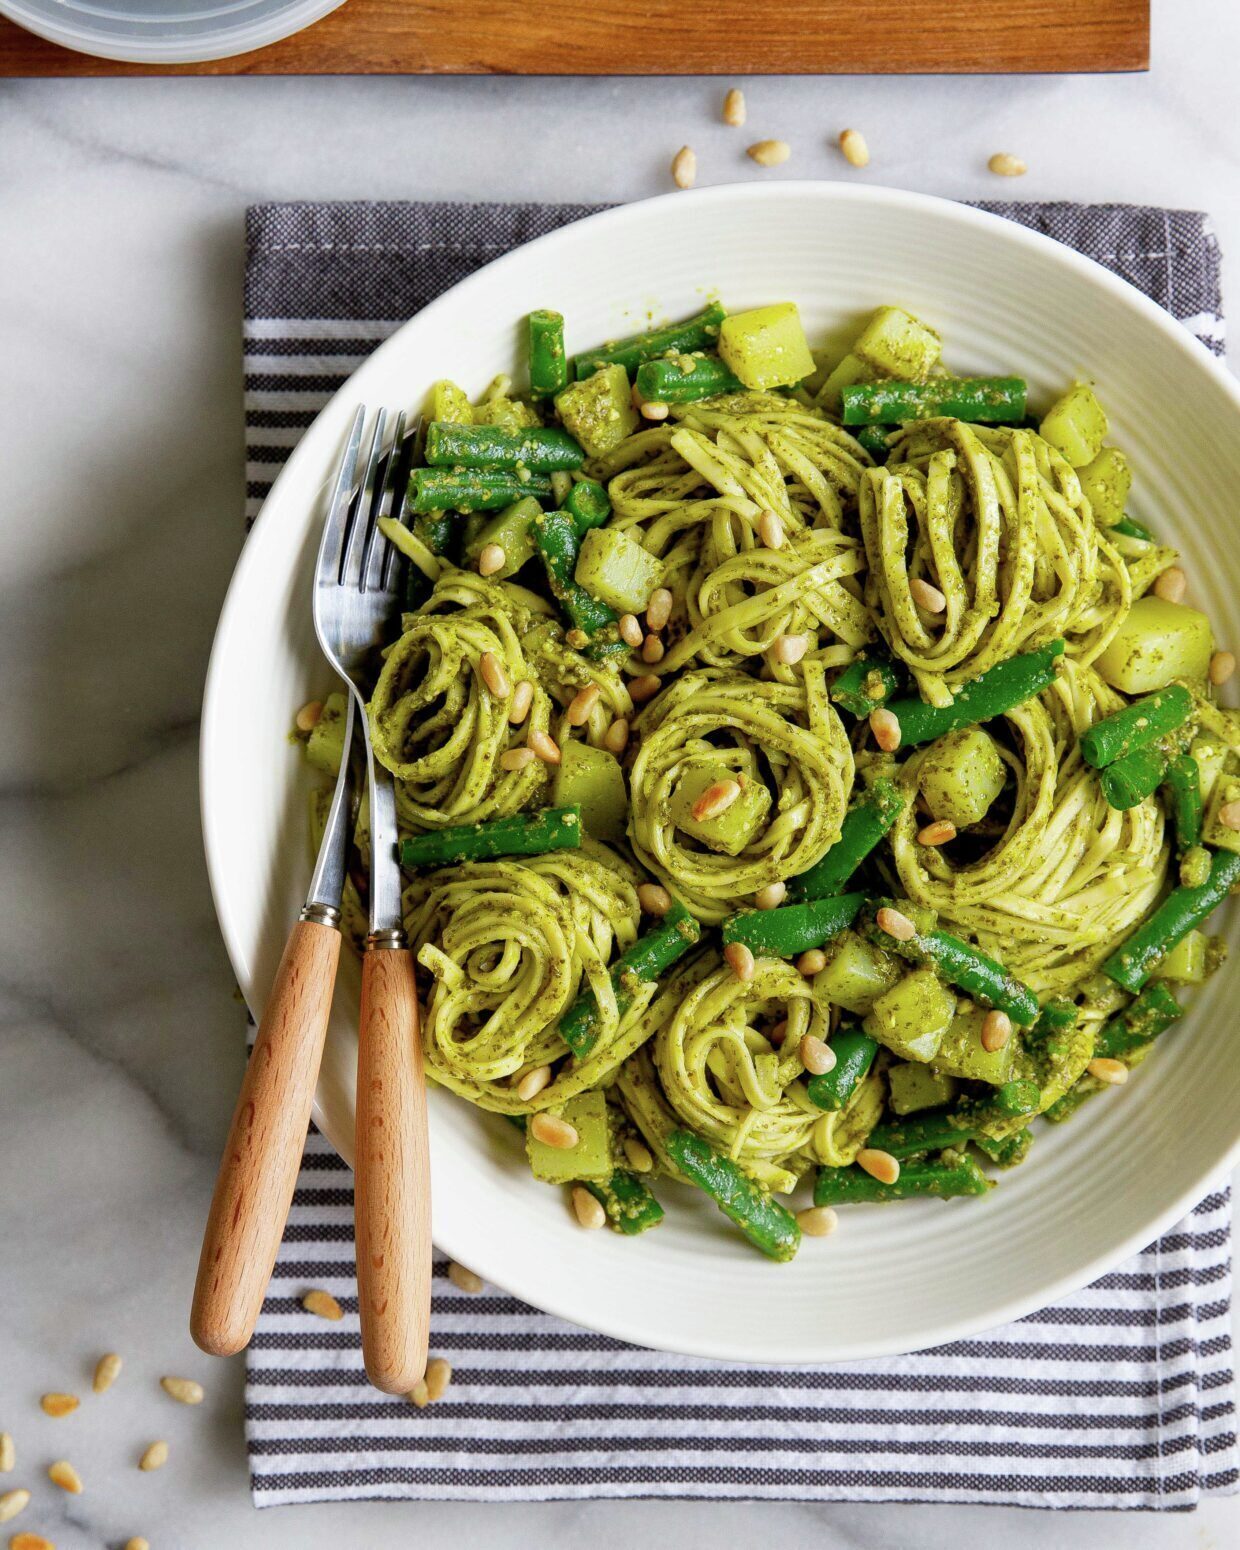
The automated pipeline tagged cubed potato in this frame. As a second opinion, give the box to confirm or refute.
[718,303,816,390]
[1095,595,1213,694]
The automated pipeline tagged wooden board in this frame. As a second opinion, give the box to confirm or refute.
[0,0,1149,76]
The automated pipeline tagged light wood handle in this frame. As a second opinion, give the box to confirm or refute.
[355,946,431,1394]
[191,919,341,1357]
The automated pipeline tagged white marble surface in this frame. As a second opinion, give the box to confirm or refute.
[3,1,1240,1544]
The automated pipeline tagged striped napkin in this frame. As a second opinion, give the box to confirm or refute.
[242,199,1238,1510]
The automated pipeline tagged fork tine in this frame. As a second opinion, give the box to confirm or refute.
[381,415,421,592]
[363,409,408,594]
[315,405,366,587]
[340,408,387,587]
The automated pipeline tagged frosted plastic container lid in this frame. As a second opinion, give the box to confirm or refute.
[0,0,346,64]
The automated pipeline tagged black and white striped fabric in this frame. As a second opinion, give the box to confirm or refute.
[242,200,1237,1510]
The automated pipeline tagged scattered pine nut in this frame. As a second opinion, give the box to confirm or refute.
[10,1537,54,1550]
[640,400,670,422]
[917,819,957,847]
[39,1395,78,1419]
[642,635,666,665]
[619,614,644,648]
[408,1379,430,1409]
[755,881,787,910]
[0,1491,30,1525]
[530,1113,579,1150]
[603,717,630,754]
[799,1034,836,1076]
[629,674,662,703]
[528,729,561,765]
[647,588,674,631]
[1220,801,1240,831]
[870,707,902,752]
[623,1136,654,1173]
[758,510,785,549]
[768,1019,788,1045]
[797,1205,839,1238]
[772,633,809,666]
[671,146,697,190]
[909,576,947,614]
[295,700,323,733]
[447,1262,484,1295]
[722,87,746,127]
[159,1377,203,1407]
[857,1148,900,1185]
[516,1064,553,1102]
[988,152,1027,177]
[566,683,601,725]
[302,1289,344,1322]
[796,948,827,976]
[1154,565,1187,603]
[747,139,791,167]
[565,628,589,650]
[508,679,534,725]
[692,778,741,822]
[571,1186,607,1230]
[638,882,673,916]
[980,1009,1013,1053]
[93,1354,122,1394]
[0,1434,14,1473]
[724,941,756,982]
[876,905,916,942]
[478,543,506,577]
[1210,650,1236,686]
[1088,1057,1129,1086]
[500,746,537,772]
[47,1461,82,1495]
[424,1358,453,1402]
[478,650,510,699]
[124,1540,150,1550]
[838,128,870,168]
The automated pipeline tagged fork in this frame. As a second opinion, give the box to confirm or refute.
[312,405,431,1396]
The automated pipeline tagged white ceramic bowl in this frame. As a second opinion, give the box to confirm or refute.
[202,183,1240,1363]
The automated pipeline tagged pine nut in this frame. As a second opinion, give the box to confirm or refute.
[623,1136,654,1172]
[758,509,785,549]
[755,881,787,910]
[11,1537,54,1550]
[838,128,870,168]
[869,707,902,751]
[671,145,697,190]
[48,1461,82,1495]
[1220,801,1240,831]
[93,1353,122,1394]
[799,1033,836,1075]
[619,613,644,648]
[567,683,601,725]
[722,87,746,127]
[302,1289,344,1322]
[447,1261,484,1294]
[528,730,561,765]
[424,1357,453,1402]
[638,882,673,916]
[629,674,662,703]
[857,1148,900,1185]
[125,1540,150,1550]
[478,650,510,699]
[408,1379,430,1409]
[772,633,809,666]
[1211,650,1237,686]
[876,906,916,942]
[0,1434,12,1473]
[748,139,791,167]
[39,1395,78,1418]
[529,1112,579,1150]
[797,1205,839,1238]
[160,1377,203,1406]
[508,679,534,724]
[516,1064,553,1102]
[0,1491,30,1524]
[647,588,674,631]
[917,819,957,847]
[565,628,589,649]
[642,635,665,665]
[910,576,947,614]
[724,941,756,982]
[478,543,506,577]
[603,717,630,754]
[295,699,323,733]
[1154,565,1187,603]
[500,746,537,772]
[571,1186,607,1230]
[980,1009,1012,1053]
[768,1019,788,1045]
[796,948,827,976]
[692,778,741,822]
[1088,1057,1129,1086]
[988,151,1027,177]
[640,400,670,422]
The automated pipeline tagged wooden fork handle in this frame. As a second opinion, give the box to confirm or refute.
[191,918,341,1357]
[355,944,431,1394]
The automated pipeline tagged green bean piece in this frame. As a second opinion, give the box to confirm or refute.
[563,477,612,537]
[841,376,1028,426]
[400,806,583,869]
[855,424,892,461]
[831,653,901,717]
[634,354,744,404]
[792,780,907,900]
[973,1128,1033,1168]
[572,302,727,381]
[582,1170,666,1235]
[532,507,618,639]
[409,467,554,514]
[884,641,1065,747]
[400,511,456,609]
[805,1029,879,1111]
[1165,755,1204,851]
[528,310,569,399]
[557,902,702,1058]
[1113,515,1154,541]
[1099,745,1169,810]
[424,421,585,474]
[1033,999,1078,1036]
[1093,981,1182,1058]
[1080,685,1193,769]
[722,893,865,958]
[813,1153,992,1206]
[666,1128,800,1261]
[865,1109,973,1161]
[994,1078,1042,1117]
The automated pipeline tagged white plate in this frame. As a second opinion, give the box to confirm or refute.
[202,182,1240,1364]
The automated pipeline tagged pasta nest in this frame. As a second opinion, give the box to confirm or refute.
[859,420,1132,706]
[627,666,854,923]
[404,840,644,1113]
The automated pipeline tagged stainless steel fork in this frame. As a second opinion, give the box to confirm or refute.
[312,406,431,1396]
